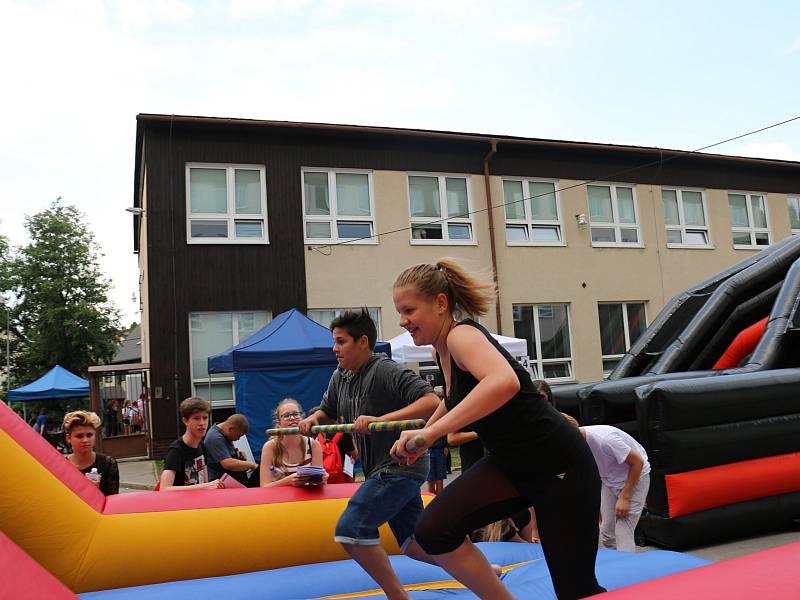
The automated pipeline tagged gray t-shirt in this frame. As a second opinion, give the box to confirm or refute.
[321,354,433,481]
[204,425,235,481]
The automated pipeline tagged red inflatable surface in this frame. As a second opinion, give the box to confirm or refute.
[598,541,800,599]
[665,451,800,518]
[713,316,768,369]
[0,531,77,599]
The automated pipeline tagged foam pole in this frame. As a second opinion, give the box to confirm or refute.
[267,419,426,437]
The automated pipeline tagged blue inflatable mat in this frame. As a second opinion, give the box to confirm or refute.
[81,543,708,599]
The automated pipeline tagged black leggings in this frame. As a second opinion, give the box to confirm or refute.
[415,448,605,600]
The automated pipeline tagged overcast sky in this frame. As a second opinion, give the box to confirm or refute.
[1,0,799,324]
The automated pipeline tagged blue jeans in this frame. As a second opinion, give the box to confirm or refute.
[334,470,423,551]
[426,447,447,482]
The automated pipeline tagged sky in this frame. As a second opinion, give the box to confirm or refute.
[1,0,799,325]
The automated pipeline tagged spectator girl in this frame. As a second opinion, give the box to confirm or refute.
[260,398,324,487]
[63,410,119,496]
[391,259,605,600]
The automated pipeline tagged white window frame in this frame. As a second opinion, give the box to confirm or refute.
[407,172,476,245]
[788,196,800,235]
[307,307,382,339]
[188,311,272,408]
[512,303,574,383]
[302,168,377,245]
[587,183,642,247]
[728,191,771,249]
[598,302,647,377]
[661,188,712,248]
[503,178,565,246]
[185,163,269,245]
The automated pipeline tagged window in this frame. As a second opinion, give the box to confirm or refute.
[307,307,382,339]
[788,197,800,235]
[408,174,474,243]
[302,170,375,243]
[189,311,271,408]
[186,164,268,244]
[503,179,563,244]
[598,302,646,376]
[728,192,770,248]
[587,184,640,246]
[512,303,573,382]
[662,188,710,247]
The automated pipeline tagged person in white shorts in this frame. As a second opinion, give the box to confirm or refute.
[581,425,650,552]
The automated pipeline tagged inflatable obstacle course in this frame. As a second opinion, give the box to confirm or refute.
[551,235,800,548]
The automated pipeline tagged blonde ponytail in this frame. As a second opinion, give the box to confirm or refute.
[393,258,496,319]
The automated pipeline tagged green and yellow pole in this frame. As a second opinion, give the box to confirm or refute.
[266,419,426,437]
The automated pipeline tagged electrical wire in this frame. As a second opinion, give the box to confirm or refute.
[309,114,800,253]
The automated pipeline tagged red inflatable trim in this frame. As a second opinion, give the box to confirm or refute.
[665,452,800,518]
[103,482,365,515]
[0,531,78,599]
[0,402,105,512]
[598,541,800,599]
[712,316,768,369]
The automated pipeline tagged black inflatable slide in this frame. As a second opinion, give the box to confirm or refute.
[551,235,800,549]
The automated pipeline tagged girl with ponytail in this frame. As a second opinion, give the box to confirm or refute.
[391,258,605,600]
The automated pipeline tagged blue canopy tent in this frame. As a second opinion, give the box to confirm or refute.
[8,365,90,422]
[8,365,90,402]
[208,309,390,462]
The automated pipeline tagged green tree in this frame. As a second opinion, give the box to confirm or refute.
[0,231,12,400]
[9,201,121,382]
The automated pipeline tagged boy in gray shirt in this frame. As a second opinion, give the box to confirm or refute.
[300,309,440,599]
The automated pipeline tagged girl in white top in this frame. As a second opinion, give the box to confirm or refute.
[260,398,325,487]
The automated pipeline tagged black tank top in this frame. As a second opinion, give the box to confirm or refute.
[438,319,584,475]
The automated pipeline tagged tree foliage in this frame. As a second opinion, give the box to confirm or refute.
[9,201,121,381]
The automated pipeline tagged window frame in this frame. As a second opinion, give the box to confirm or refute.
[788,196,800,235]
[511,302,575,383]
[728,190,771,250]
[185,163,269,245]
[301,168,377,245]
[587,183,643,248]
[661,187,712,249]
[407,172,477,245]
[502,177,566,246]
[597,301,647,377]
[188,310,272,408]
[307,307,382,339]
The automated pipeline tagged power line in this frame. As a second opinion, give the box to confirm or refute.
[310,114,800,253]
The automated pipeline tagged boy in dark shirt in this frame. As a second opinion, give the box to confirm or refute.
[159,397,222,491]
[299,309,440,599]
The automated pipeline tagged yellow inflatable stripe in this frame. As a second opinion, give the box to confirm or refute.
[317,559,540,599]
[0,429,101,591]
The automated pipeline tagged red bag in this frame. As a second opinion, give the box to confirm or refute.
[317,432,346,484]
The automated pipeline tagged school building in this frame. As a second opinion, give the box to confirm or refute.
[130,114,800,455]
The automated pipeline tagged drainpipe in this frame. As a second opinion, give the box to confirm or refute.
[482,140,502,332]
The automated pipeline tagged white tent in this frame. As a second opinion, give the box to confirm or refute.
[387,329,529,365]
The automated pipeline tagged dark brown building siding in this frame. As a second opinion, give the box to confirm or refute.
[135,115,800,449]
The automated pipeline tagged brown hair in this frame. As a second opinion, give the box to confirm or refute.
[270,398,307,471]
[179,396,210,419]
[533,379,553,405]
[225,414,250,433]
[393,258,496,319]
[62,410,102,433]
[561,412,579,428]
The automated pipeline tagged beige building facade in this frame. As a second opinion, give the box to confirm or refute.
[305,170,800,384]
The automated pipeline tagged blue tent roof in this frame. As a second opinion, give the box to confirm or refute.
[208,309,390,373]
[8,365,90,402]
